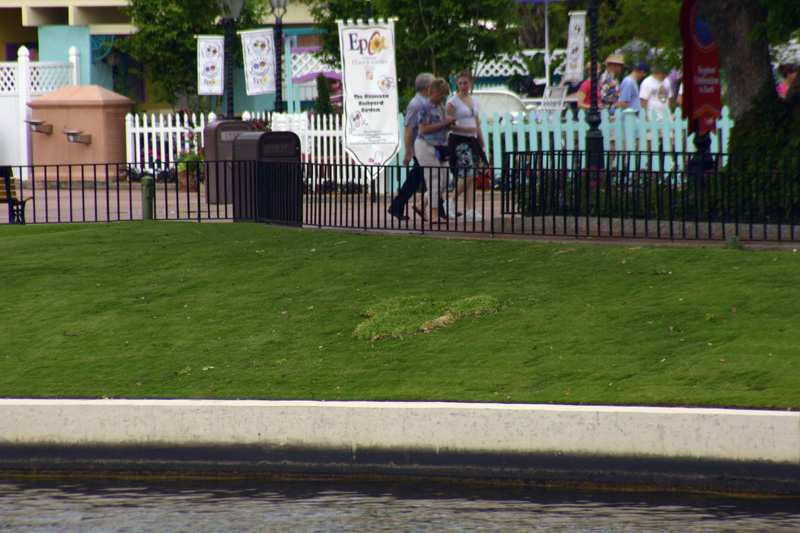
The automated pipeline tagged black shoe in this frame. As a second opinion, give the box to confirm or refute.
[387,208,409,221]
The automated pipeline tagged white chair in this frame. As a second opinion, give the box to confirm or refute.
[534,86,568,123]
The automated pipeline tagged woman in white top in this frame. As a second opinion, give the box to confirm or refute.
[413,78,456,222]
[446,71,487,222]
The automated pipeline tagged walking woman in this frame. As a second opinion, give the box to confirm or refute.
[446,71,488,222]
[413,78,456,222]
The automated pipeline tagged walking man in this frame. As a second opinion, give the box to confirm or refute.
[388,73,434,220]
[616,61,649,112]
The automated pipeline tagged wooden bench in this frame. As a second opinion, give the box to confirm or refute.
[1,166,32,225]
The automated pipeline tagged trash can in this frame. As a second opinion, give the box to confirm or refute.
[203,120,255,204]
[232,131,302,224]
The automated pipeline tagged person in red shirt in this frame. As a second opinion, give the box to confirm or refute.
[575,62,603,111]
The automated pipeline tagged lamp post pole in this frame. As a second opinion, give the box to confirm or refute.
[585,0,604,169]
[274,17,283,113]
[270,0,288,113]
[224,18,236,119]
[218,0,245,120]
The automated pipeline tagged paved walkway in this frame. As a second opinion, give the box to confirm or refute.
[6,185,798,250]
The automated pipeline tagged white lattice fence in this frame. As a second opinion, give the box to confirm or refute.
[30,63,75,95]
[291,49,328,79]
[0,46,78,167]
[471,49,569,79]
[0,64,17,93]
[288,48,335,104]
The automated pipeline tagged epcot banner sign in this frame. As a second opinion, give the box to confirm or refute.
[337,19,400,168]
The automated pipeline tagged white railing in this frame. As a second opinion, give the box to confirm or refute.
[125,112,218,170]
[485,106,734,172]
[126,106,735,182]
[0,46,79,168]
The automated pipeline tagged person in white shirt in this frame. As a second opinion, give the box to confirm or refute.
[445,71,487,223]
[639,64,673,121]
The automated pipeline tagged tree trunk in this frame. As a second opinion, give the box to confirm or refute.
[698,0,799,155]
[697,0,774,121]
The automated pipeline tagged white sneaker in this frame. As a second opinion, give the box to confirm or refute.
[465,210,483,222]
[446,199,457,218]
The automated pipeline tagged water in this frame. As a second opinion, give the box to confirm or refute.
[1,479,799,532]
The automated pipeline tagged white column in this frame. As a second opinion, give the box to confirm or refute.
[17,46,31,176]
[69,46,81,86]
[125,113,135,164]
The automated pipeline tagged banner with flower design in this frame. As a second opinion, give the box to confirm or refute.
[197,35,224,96]
[562,11,586,83]
[337,19,400,168]
[241,29,276,96]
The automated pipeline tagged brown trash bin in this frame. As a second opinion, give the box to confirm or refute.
[232,131,302,224]
[203,120,255,204]
[27,85,134,180]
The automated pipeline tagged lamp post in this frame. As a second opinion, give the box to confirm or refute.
[218,0,245,119]
[585,0,604,169]
[270,0,288,113]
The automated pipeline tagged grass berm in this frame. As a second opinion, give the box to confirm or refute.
[1,222,798,410]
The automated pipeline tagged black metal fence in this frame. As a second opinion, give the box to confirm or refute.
[3,150,800,243]
[498,149,800,242]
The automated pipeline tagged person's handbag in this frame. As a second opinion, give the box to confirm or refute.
[475,168,492,190]
[435,146,451,162]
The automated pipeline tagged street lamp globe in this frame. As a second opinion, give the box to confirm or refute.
[270,0,288,17]
[217,0,245,20]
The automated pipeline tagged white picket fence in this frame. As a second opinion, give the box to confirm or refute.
[125,106,735,181]
[0,46,79,167]
[125,112,219,169]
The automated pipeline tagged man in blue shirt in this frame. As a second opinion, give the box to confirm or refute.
[388,73,434,221]
[615,61,649,112]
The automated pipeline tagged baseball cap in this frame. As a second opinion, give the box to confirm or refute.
[634,61,649,74]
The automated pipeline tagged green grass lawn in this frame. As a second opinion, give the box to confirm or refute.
[1,222,798,410]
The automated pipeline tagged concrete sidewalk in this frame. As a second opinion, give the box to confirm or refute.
[2,399,799,494]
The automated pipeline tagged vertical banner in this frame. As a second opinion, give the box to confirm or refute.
[197,35,225,96]
[563,11,586,83]
[680,0,722,136]
[337,19,400,168]
[241,29,276,96]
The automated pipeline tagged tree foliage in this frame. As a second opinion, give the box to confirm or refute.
[699,0,800,155]
[515,1,571,51]
[591,0,799,154]
[120,0,265,113]
[299,0,519,94]
[314,74,334,114]
[597,0,684,68]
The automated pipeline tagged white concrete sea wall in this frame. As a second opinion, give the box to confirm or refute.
[1,400,799,493]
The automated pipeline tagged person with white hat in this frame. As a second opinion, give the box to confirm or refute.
[600,53,625,114]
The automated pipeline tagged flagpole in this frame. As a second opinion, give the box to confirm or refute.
[544,1,550,87]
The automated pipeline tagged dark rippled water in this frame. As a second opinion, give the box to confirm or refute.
[1,479,799,532]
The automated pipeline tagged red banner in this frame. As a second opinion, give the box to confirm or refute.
[680,0,722,136]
